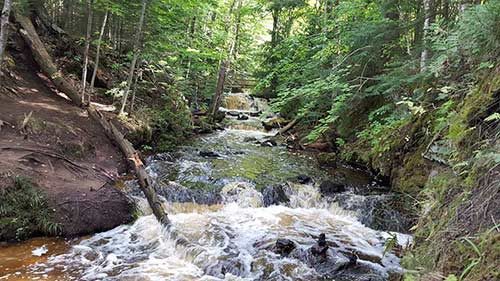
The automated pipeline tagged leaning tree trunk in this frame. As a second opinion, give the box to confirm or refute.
[14,12,170,226]
[209,60,229,117]
[0,0,13,68]
[81,0,94,103]
[88,107,170,225]
[89,10,108,101]
[119,0,147,116]
[15,12,83,106]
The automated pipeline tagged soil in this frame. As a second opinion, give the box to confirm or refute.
[0,43,134,238]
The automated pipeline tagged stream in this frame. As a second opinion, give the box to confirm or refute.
[0,93,411,281]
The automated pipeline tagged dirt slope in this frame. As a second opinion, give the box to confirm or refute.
[0,44,134,238]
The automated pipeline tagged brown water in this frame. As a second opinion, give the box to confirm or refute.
[0,237,75,280]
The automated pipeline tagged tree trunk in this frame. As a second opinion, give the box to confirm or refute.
[89,9,108,102]
[0,0,12,69]
[87,107,170,225]
[119,0,147,116]
[420,0,431,72]
[15,12,83,106]
[209,60,229,117]
[81,0,94,103]
[130,65,141,113]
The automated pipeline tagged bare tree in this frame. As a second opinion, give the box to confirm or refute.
[0,0,13,70]
[81,0,94,103]
[119,0,147,116]
[89,10,109,102]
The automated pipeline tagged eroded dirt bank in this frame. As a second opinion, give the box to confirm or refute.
[0,44,134,241]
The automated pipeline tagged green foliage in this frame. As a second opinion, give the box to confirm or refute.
[0,177,61,241]
[152,89,193,152]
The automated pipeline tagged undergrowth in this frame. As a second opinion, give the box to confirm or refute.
[0,177,61,241]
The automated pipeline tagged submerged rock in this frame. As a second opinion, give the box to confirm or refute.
[262,184,290,207]
[152,182,222,205]
[243,136,258,143]
[319,180,346,195]
[199,151,221,158]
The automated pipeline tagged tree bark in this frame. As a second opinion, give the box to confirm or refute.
[87,107,170,225]
[0,0,12,69]
[15,12,83,106]
[81,0,94,103]
[209,60,229,117]
[420,0,431,72]
[89,9,108,101]
[119,0,147,116]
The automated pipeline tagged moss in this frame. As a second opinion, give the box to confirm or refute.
[0,177,61,241]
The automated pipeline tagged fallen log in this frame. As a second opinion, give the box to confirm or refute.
[15,12,170,226]
[88,107,170,225]
[275,118,299,136]
[15,12,83,107]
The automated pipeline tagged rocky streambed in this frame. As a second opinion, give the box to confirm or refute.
[1,92,413,281]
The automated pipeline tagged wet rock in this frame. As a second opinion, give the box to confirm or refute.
[153,182,222,205]
[273,238,296,257]
[296,174,313,184]
[248,111,261,117]
[319,180,346,195]
[243,136,258,143]
[262,184,290,207]
[310,233,328,257]
[260,139,277,147]
[221,182,263,207]
[237,113,249,120]
[226,111,240,117]
[199,151,221,158]
[262,117,288,131]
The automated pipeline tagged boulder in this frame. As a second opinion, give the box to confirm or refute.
[319,180,346,195]
[262,184,290,207]
[273,238,296,257]
[296,174,313,184]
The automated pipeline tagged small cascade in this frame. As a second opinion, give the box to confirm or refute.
[20,91,412,281]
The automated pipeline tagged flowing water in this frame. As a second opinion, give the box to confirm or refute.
[0,92,411,281]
